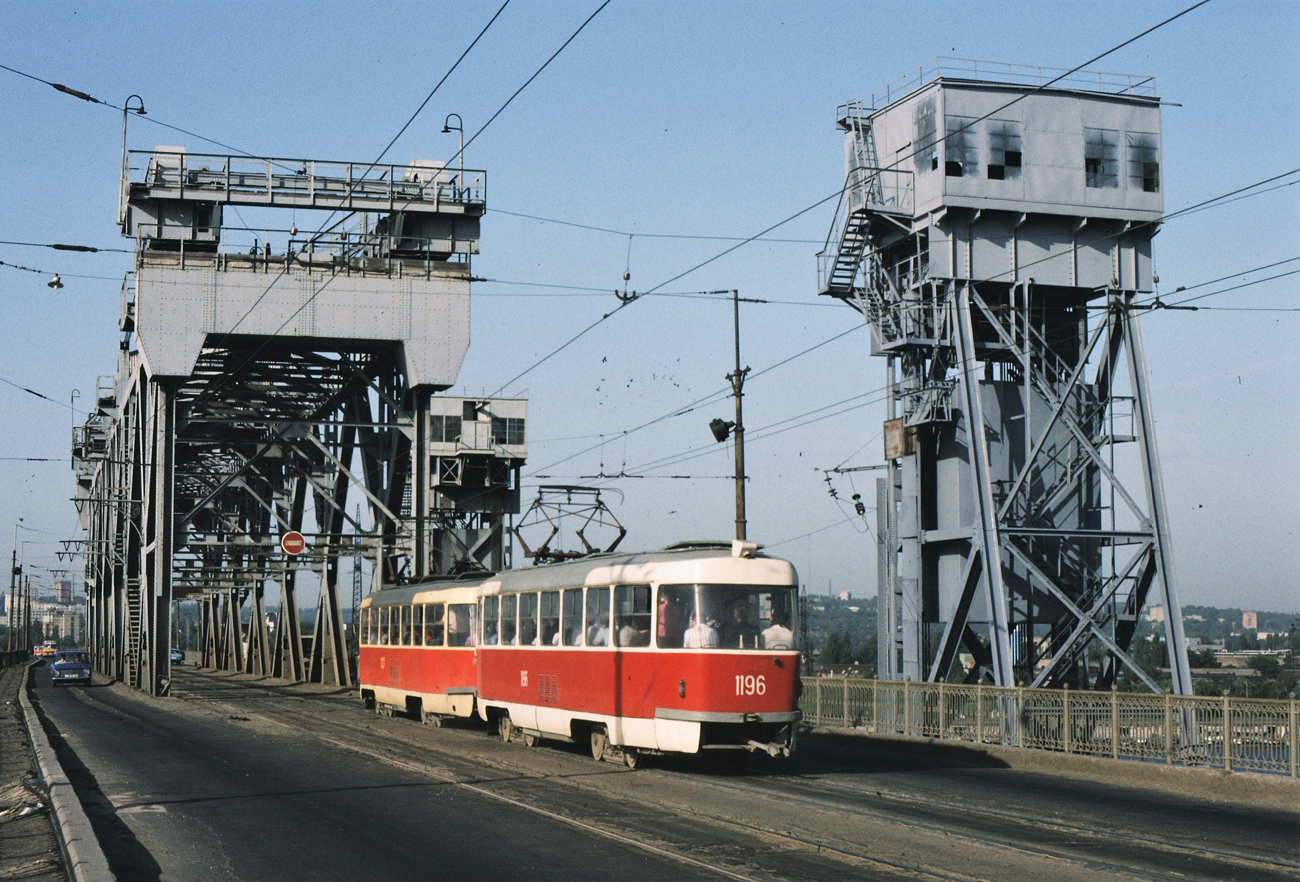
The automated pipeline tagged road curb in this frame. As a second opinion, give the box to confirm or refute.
[18,664,114,882]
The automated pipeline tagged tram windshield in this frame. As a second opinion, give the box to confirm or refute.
[656,584,796,650]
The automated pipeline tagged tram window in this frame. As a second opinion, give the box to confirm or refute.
[381,607,392,645]
[482,596,499,644]
[501,595,518,645]
[585,587,610,646]
[448,604,475,647]
[519,593,539,645]
[414,604,425,647]
[424,604,445,646]
[540,591,561,645]
[614,585,651,647]
[667,585,797,650]
[359,609,369,646]
[368,609,378,646]
[561,588,584,645]
[656,585,692,648]
[401,605,413,646]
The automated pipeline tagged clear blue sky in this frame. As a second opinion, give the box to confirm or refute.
[0,1,1296,612]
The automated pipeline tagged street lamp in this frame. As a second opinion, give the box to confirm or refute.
[442,113,464,180]
[118,95,147,229]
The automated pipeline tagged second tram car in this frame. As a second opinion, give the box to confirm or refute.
[358,541,801,765]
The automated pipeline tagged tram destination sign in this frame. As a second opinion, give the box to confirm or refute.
[280,531,307,555]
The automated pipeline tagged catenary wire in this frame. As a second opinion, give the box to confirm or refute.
[487,1,1212,393]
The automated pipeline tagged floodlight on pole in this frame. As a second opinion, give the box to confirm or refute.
[118,95,146,229]
[442,113,464,178]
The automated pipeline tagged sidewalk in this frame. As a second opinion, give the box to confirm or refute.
[0,661,65,882]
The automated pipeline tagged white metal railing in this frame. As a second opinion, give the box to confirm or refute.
[865,56,1157,110]
[801,677,1297,777]
[124,151,486,211]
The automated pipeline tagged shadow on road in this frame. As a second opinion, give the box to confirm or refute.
[26,684,164,882]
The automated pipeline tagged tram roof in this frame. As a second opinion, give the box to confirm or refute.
[364,541,791,605]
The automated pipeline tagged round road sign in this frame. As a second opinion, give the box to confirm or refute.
[280,531,306,555]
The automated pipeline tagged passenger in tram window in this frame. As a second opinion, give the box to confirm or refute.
[501,595,518,645]
[401,605,413,646]
[413,605,425,647]
[480,597,499,645]
[761,610,794,650]
[586,586,610,646]
[656,588,687,648]
[683,609,720,648]
[541,591,561,645]
[723,600,760,649]
[379,608,391,645]
[448,604,474,646]
[614,585,651,646]
[425,604,445,646]
[561,588,584,645]
[519,593,539,645]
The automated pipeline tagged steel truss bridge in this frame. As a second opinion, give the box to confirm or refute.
[73,149,525,695]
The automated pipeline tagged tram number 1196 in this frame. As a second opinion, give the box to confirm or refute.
[735,674,766,696]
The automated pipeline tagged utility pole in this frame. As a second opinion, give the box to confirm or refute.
[7,548,16,653]
[707,290,752,541]
[727,290,750,541]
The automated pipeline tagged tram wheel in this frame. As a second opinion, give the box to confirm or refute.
[590,727,608,761]
[499,713,515,743]
[422,712,443,728]
[523,731,538,748]
[622,748,640,770]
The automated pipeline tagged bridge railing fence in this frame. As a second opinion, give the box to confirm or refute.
[800,676,1297,777]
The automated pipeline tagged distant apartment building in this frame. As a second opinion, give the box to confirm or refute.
[1242,611,1258,629]
[1145,605,1165,624]
[56,579,73,604]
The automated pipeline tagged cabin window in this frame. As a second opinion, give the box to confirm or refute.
[500,595,518,645]
[614,585,651,647]
[424,604,445,646]
[1127,132,1159,192]
[987,120,1022,181]
[585,587,610,646]
[519,593,540,645]
[913,96,937,173]
[490,416,526,446]
[664,584,797,650]
[361,609,372,646]
[561,588,584,646]
[945,115,978,178]
[540,591,561,645]
[448,603,475,646]
[1085,128,1119,188]
[430,414,461,444]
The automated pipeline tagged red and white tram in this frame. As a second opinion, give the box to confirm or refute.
[358,541,802,765]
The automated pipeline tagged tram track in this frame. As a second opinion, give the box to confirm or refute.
[167,673,1298,882]
[639,764,1297,882]
[786,773,1300,872]
[171,677,985,881]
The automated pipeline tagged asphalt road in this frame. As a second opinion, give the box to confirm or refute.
[27,666,1300,882]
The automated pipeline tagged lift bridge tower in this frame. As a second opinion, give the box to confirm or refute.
[72,148,525,695]
[819,59,1191,694]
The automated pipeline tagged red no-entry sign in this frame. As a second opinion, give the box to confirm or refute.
[280,531,306,555]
